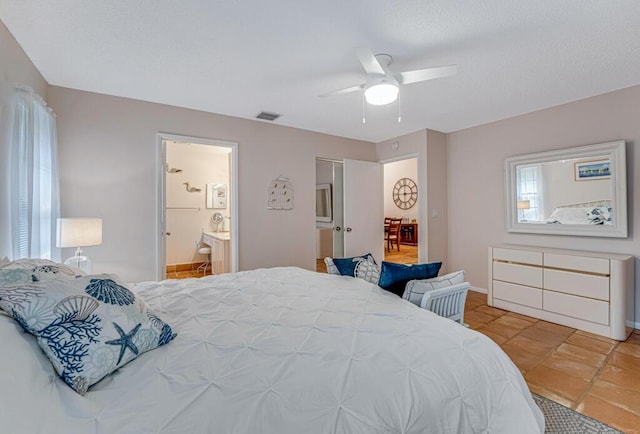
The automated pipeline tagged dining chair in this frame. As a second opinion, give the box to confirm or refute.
[385,218,402,252]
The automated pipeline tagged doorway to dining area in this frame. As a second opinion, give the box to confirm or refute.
[383,157,418,264]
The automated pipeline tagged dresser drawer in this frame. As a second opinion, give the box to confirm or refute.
[493,261,542,288]
[544,253,609,275]
[543,290,609,325]
[493,280,543,309]
[544,269,609,301]
[494,248,542,266]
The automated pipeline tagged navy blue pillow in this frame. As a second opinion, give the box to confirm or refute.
[332,253,377,277]
[378,261,442,297]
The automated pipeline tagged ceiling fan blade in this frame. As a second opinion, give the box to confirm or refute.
[319,84,365,98]
[397,64,458,85]
[356,47,385,75]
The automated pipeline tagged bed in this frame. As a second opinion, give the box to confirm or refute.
[1,266,544,433]
[545,199,612,225]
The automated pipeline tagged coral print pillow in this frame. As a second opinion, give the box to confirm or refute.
[0,272,176,395]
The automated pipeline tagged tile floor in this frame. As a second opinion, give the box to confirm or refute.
[465,290,640,433]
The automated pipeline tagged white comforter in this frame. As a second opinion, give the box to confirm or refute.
[1,267,543,433]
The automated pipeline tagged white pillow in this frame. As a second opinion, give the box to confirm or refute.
[324,257,340,275]
[0,256,10,268]
[0,258,85,276]
[402,270,465,306]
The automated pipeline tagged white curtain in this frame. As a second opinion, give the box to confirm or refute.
[0,82,61,261]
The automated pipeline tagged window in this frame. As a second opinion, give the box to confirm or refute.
[0,84,60,260]
[516,165,544,221]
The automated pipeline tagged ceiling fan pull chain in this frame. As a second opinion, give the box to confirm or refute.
[397,90,402,123]
[362,94,366,124]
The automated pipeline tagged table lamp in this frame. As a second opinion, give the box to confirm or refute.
[56,218,103,273]
[517,200,531,222]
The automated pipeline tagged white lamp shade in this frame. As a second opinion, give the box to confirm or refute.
[56,218,103,248]
[364,83,399,105]
[517,200,531,210]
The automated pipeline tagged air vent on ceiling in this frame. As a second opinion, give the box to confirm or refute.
[256,111,281,121]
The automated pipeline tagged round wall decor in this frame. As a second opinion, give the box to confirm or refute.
[393,177,418,210]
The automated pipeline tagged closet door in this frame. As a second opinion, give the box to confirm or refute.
[343,159,384,263]
[332,162,345,258]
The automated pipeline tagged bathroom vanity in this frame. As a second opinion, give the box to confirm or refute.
[202,231,231,274]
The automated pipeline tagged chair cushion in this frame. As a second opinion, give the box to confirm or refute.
[378,261,442,297]
[403,270,465,306]
[324,254,380,284]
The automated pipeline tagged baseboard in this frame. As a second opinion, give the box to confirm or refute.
[627,320,640,329]
[469,286,487,294]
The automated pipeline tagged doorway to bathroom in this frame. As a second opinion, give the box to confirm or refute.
[157,133,238,280]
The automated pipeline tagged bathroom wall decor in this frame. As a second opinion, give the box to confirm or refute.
[184,182,201,192]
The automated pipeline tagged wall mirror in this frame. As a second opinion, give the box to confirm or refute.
[206,183,227,209]
[316,183,332,223]
[505,140,627,238]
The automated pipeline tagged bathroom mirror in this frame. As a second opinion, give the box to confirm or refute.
[316,183,332,223]
[505,140,627,238]
[206,183,227,209]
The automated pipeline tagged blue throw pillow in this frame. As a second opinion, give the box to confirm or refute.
[332,253,377,277]
[378,261,442,297]
[325,253,380,284]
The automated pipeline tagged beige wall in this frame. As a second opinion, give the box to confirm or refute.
[447,85,640,323]
[426,129,449,272]
[49,86,376,282]
[0,20,47,97]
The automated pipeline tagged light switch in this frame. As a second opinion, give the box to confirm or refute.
[432,208,439,218]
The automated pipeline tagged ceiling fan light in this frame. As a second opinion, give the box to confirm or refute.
[364,83,399,105]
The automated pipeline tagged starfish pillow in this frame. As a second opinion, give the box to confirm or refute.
[0,270,175,394]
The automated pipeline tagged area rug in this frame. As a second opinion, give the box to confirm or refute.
[532,393,622,433]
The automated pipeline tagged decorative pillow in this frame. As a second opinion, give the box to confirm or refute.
[378,261,442,297]
[324,257,340,275]
[0,273,176,395]
[403,270,465,306]
[0,258,85,276]
[0,256,10,267]
[587,206,612,224]
[324,254,380,284]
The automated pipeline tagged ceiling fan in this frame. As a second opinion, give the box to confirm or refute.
[320,47,457,106]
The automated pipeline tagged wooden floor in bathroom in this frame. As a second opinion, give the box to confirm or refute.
[166,262,211,279]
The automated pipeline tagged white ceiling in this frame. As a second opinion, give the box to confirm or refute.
[2,1,640,143]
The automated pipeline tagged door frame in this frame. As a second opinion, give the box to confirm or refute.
[379,153,423,263]
[156,132,238,280]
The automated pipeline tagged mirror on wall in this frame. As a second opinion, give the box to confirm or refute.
[505,140,627,238]
[316,183,332,223]
[206,183,227,209]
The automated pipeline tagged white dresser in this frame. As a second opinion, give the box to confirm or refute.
[488,245,634,340]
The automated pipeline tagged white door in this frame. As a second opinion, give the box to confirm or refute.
[343,159,384,263]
